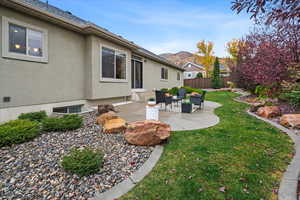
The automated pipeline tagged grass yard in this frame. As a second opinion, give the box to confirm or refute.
[122,92,293,200]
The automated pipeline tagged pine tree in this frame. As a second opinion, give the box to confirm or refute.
[212,57,221,89]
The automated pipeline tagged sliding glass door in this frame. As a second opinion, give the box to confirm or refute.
[131,57,143,89]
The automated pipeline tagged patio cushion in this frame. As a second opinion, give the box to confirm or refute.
[124,120,171,146]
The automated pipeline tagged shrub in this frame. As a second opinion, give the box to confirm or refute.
[42,114,83,132]
[196,72,203,78]
[18,111,47,122]
[281,91,300,107]
[160,88,169,93]
[169,87,179,95]
[61,148,104,177]
[0,119,40,147]
[181,86,203,94]
[212,57,221,89]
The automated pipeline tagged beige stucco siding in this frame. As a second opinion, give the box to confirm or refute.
[85,35,132,100]
[142,59,183,91]
[0,6,86,109]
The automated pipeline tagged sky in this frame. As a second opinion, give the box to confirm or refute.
[44,0,254,57]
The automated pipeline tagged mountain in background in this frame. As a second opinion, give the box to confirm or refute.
[159,51,195,66]
[160,51,228,69]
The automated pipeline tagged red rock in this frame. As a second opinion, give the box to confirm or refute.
[96,111,118,125]
[280,114,300,129]
[257,106,281,118]
[124,120,171,146]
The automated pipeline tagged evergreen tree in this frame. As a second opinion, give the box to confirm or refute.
[212,57,221,89]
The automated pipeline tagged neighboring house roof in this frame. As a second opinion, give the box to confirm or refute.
[182,62,205,72]
[0,0,184,71]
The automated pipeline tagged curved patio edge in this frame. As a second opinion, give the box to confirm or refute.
[91,145,164,200]
[233,92,300,200]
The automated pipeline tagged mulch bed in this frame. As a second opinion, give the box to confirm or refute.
[0,111,153,200]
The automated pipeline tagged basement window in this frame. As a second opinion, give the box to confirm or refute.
[53,105,83,114]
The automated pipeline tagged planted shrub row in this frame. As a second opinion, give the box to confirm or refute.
[0,119,40,147]
[61,148,104,177]
[18,111,47,122]
[42,114,83,132]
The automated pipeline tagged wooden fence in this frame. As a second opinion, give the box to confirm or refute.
[184,75,237,89]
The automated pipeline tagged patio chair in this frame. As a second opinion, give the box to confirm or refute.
[178,88,186,101]
[155,90,172,111]
[190,94,202,110]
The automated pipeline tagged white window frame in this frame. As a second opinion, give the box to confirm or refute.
[2,17,48,63]
[160,67,168,81]
[99,44,128,83]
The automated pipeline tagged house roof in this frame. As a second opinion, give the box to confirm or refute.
[182,62,205,72]
[0,0,184,71]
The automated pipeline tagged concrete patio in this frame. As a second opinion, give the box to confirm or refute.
[116,101,222,131]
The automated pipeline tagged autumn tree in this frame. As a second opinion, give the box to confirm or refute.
[231,0,300,25]
[225,39,241,72]
[195,40,215,77]
[212,57,221,89]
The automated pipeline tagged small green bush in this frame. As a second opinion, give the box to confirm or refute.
[0,119,40,147]
[281,91,300,107]
[42,114,83,132]
[61,148,104,177]
[181,86,203,94]
[169,87,179,95]
[18,111,47,122]
[160,88,169,93]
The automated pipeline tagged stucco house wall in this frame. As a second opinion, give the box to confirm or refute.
[0,3,184,122]
[143,59,183,90]
[0,6,86,109]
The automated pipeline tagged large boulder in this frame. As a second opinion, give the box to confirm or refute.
[96,111,118,126]
[280,114,300,129]
[124,120,171,146]
[257,106,281,118]
[103,117,126,134]
[98,104,116,115]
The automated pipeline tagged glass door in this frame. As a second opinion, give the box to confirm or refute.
[131,58,143,89]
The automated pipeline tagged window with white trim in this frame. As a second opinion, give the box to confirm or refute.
[2,17,48,62]
[101,46,127,80]
[161,67,168,80]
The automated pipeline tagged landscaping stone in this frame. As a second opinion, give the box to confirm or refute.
[124,120,171,146]
[0,111,153,200]
[257,106,281,118]
[103,117,127,134]
[280,114,300,129]
[96,111,118,126]
[249,102,265,112]
[97,104,115,115]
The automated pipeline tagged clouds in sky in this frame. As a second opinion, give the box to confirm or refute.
[47,0,254,57]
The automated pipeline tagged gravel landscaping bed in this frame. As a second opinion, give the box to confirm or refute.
[0,111,153,200]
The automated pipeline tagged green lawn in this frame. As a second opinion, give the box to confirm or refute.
[122,92,293,200]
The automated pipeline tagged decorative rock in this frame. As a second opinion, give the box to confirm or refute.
[124,120,171,146]
[103,118,127,134]
[249,103,265,112]
[97,104,116,115]
[257,106,281,118]
[280,114,300,129]
[96,111,118,126]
